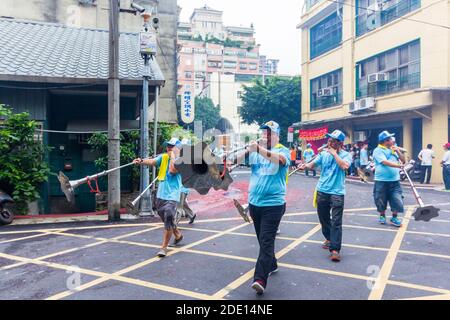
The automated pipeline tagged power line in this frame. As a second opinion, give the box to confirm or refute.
[324,0,450,30]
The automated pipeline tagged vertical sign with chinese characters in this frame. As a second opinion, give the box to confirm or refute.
[181,84,195,124]
[287,127,294,143]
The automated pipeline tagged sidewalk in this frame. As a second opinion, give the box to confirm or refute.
[9,209,141,226]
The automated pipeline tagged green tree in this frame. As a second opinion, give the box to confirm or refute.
[240,76,301,143]
[0,105,51,214]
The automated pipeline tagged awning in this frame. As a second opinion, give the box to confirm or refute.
[293,104,432,129]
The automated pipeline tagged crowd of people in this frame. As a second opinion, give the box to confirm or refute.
[130,123,449,297]
[290,139,450,189]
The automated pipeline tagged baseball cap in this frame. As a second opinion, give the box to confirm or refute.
[444,142,450,149]
[378,131,395,143]
[165,138,182,148]
[326,130,346,143]
[306,143,312,148]
[260,121,281,135]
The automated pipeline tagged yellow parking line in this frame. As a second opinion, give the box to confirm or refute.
[368,208,414,300]
[387,280,450,295]
[0,229,68,244]
[401,293,450,300]
[45,222,249,300]
[212,225,322,299]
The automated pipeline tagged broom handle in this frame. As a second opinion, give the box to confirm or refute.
[402,168,425,207]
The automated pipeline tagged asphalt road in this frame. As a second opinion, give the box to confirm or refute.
[0,170,449,300]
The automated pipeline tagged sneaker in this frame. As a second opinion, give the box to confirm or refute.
[251,280,265,295]
[276,228,281,235]
[269,267,279,276]
[322,240,331,250]
[379,215,387,225]
[390,217,403,228]
[157,248,168,258]
[172,235,184,246]
[330,250,341,262]
[189,214,197,225]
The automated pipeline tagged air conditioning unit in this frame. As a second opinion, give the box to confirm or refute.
[367,2,381,13]
[368,72,389,83]
[350,97,376,113]
[318,87,334,97]
[381,0,398,11]
[354,131,367,142]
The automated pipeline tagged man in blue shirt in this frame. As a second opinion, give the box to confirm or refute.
[133,138,184,258]
[373,131,406,227]
[298,130,352,263]
[303,143,316,177]
[234,121,290,295]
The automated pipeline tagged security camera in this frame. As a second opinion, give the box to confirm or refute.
[152,16,159,30]
[130,2,146,13]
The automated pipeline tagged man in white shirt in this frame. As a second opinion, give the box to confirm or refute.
[418,144,435,184]
[441,143,450,190]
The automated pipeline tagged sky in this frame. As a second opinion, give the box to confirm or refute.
[177,0,304,76]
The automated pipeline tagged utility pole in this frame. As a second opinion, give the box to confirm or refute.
[108,0,121,221]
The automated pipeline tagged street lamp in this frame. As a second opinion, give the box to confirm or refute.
[137,3,159,216]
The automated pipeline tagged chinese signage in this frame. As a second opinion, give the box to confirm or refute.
[139,30,157,56]
[181,85,195,124]
[287,127,294,143]
[299,126,328,141]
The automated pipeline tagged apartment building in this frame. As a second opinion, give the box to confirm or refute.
[296,0,450,183]
[177,5,280,137]
[260,55,280,75]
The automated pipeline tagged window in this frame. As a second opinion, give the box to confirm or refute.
[237,91,243,98]
[310,10,343,59]
[357,40,420,99]
[224,60,237,69]
[356,0,421,37]
[185,72,192,79]
[310,69,343,111]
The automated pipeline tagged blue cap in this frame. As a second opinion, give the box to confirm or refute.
[378,131,395,143]
[306,143,312,148]
[326,130,346,143]
[260,121,281,135]
[165,138,182,148]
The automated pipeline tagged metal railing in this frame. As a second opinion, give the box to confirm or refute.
[310,30,342,59]
[311,92,343,111]
[357,72,420,99]
[356,0,421,37]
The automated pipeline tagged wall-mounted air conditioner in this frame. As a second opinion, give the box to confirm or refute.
[368,72,389,83]
[381,0,398,11]
[318,87,334,97]
[354,131,367,142]
[350,97,376,113]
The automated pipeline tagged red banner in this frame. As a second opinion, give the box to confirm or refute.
[299,126,328,141]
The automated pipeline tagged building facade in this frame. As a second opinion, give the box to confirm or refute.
[177,5,279,137]
[0,0,179,123]
[297,0,450,183]
[260,55,280,75]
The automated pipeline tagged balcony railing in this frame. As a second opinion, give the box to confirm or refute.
[310,30,342,59]
[356,0,421,37]
[311,93,343,111]
[357,72,420,99]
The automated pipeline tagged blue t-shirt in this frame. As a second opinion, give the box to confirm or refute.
[314,150,352,196]
[155,154,182,202]
[248,145,290,207]
[373,146,400,182]
[360,149,369,166]
[303,149,315,162]
[180,186,190,194]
